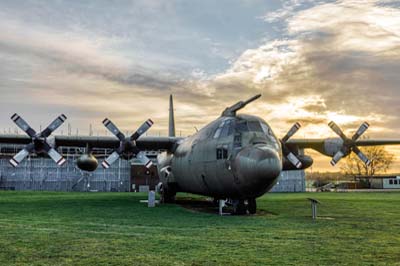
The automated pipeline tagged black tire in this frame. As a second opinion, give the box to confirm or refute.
[212,198,219,207]
[161,187,176,203]
[247,198,257,214]
[234,200,247,215]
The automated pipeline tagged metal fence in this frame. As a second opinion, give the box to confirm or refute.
[0,153,131,192]
[270,170,306,192]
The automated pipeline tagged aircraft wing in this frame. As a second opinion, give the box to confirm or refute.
[286,139,325,150]
[353,139,400,146]
[287,138,400,150]
[0,134,182,152]
[285,138,400,167]
[55,135,181,151]
[0,134,32,145]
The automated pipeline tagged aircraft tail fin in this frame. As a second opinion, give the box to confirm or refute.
[169,94,176,137]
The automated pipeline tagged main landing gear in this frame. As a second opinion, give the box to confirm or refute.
[231,198,257,215]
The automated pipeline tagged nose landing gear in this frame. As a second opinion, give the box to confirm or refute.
[157,182,177,203]
[247,198,257,214]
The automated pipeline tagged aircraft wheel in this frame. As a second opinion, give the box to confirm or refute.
[247,198,257,214]
[212,198,219,206]
[161,187,176,203]
[234,200,247,215]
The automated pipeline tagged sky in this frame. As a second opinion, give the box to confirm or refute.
[0,0,400,172]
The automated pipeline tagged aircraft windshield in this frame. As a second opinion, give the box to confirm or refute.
[260,122,280,146]
[214,119,277,141]
[235,120,278,142]
[248,121,263,132]
[260,123,273,136]
[235,120,263,133]
[213,119,234,139]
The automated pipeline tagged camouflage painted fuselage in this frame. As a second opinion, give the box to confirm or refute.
[159,114,283,200]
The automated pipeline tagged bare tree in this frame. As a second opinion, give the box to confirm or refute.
[341,146,394,177]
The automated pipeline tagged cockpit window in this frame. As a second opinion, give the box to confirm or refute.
[213,119,234,139]
[235,120,264,133]
[220,120,234,138]
[235,121,249,132]
[260,123,274,137]
[247,121,263,132]
[213,125,223,139]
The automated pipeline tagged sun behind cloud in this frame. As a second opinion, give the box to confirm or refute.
[0,0,399,171]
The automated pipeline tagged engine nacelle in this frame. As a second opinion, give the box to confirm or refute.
[323,138,344,157]
[77,154,98,172]
[283,155,314,170]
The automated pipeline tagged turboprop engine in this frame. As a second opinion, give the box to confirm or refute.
[9,113,67,167]
[326,121,371,166]
[282,155,313,170]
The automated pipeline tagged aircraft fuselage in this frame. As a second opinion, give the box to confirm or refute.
[159,114,284,200]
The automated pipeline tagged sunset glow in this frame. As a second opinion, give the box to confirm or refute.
[0,0,399,172]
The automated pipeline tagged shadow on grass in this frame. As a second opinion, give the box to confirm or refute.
[176,197,278,217]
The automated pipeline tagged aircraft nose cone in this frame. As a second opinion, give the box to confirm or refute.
[233,145,282,197]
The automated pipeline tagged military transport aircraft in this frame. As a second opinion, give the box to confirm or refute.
[1,94,400,214]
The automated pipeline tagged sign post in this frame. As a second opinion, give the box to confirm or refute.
[148,190,156,207]
[307,198,321,220]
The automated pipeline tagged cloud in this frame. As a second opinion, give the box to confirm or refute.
[196,0,400,171]
[204,0,400,139]
[1,0,400,171]
[0,13,223,135]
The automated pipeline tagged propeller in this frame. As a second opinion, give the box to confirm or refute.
[101,118,154,169]
[9,114,67,167]
[328,121,371,166]
[280,122,302,169]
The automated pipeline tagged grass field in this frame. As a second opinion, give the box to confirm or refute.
[0,191,399,266]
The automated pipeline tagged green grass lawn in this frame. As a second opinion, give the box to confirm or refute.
[0,191,399,266]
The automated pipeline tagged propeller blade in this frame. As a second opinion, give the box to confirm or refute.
[10,114,69,167]
[9,143,35,167]
[43,142,66,166]
[41,114,67,138]
[281,144,302,169]
[101,119,154,170]
[101,151,121,169]
[130,119,154,141]
[352,122,370,141]
[352,146,371,166]
[281,122,301,143]
[286,152,303,169]
[11,113,36,138]
[330,150,345,166]
[103,118,125,141]
[136,151,153,168]
[328,121,347,140]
